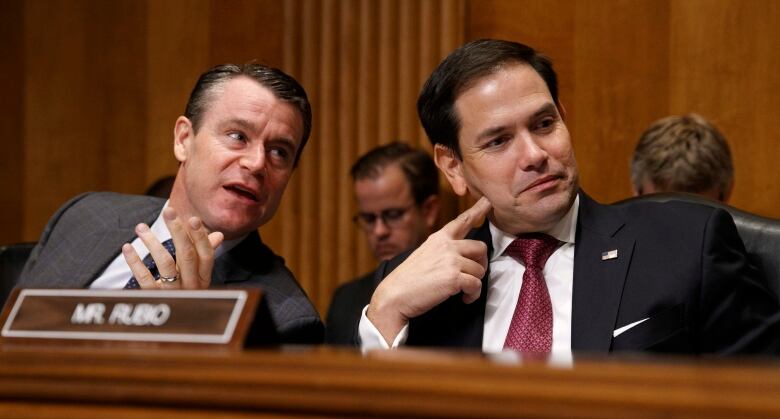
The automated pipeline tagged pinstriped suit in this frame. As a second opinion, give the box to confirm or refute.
[19,192,323,344]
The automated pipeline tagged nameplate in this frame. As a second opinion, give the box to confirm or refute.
[0,289,263,347]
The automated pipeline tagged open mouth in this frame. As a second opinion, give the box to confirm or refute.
[224,185,258,202]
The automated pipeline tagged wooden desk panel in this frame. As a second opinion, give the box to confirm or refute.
[0,345,778,418]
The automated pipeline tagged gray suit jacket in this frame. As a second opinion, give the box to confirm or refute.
[19,192,323,344]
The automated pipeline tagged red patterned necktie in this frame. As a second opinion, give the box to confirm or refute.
[503,233,561,353]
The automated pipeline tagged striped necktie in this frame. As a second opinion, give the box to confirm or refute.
[124,239,176,289]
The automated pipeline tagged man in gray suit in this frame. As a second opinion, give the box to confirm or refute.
[19,63,323,344]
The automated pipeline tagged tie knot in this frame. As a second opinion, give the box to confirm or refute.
[506,233,560,269]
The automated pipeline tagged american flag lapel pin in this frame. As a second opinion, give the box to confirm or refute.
[601,249,618,260]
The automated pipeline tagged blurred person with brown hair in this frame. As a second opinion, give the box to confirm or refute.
[631,114,733,202]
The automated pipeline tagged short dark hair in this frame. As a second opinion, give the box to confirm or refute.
[184,63,312,165]
[417,39,559,157]
[350,142,439,205]
[631,113,734,196]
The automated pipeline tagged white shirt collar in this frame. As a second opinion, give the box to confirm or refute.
[489,194,580,262]
[150,200,246,258]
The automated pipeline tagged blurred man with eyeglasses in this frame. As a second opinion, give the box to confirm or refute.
[325,142,440,345]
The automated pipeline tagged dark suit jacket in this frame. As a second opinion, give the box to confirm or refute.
[19,192,323,344]
[376,192,779,354]
[325,270,377,346]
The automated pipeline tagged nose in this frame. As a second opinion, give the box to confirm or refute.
[371,217,391,238]
[240,143,267,175]
[516,133,548,171]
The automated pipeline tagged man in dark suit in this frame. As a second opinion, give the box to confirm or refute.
[326,142,440,345]
[19,63,323,344]
[359,39,779,355]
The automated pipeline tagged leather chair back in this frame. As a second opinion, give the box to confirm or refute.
[613,193,780,298]
[0,242,35,308]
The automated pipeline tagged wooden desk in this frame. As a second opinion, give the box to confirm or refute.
[0,344,778,418]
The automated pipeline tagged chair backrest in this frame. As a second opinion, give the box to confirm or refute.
[0,242,36,308]
[612,192,780,298]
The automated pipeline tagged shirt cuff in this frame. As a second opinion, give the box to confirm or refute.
[358,304,408,351]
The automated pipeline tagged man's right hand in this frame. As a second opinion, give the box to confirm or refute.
[366,196,492,345]
[122,207,224,290]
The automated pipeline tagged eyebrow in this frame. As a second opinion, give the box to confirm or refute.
[476,102,559,140]
[532,103,559,120]
[219,118,299,147]
[219,118,258,132]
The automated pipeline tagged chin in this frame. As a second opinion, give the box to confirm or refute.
[375,250,398,261]
[494,196,573,233]
[209,217,261,239]
[210,205,269,231]
[536,190,575,219]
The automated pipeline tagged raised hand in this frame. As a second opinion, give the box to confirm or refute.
[366,196,492,345]
[122,207,224,289]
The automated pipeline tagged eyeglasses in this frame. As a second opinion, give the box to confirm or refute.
[352,204,416,231]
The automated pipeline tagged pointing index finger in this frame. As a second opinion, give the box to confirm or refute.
[441,196,492,239]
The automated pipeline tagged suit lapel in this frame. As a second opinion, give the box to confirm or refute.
[75,200,162,288]
[71,224,136,288]
[462,220,493,347]
[211,231,265,286]
[571,192,634,352]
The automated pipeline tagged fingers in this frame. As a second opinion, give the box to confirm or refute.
[440,196,492,240]
[164,207,224,289]
[162,208,193,288]
[163,208,191,288]
[458,252,487,280]
[366,211,490,340]
[123,207,223,290]
[122,243,157,287]
[453,253,486,304]
[134,223,178,287]
[453,239,489,269]
[187,217,220,287]
[459,272,483,304]
[208,231,224,249]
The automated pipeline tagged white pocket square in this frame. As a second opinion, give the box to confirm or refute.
[613,317,650,337]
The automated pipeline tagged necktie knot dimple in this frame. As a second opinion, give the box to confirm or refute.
[503,233,561,353]
[124,239,176,289]
[506,233,560,269]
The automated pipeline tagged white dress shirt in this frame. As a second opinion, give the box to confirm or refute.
[359,196,580,357]
[89,200,243,289]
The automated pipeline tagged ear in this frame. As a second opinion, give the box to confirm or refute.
[419,195,440,230]
[434,144,468,196]
[173,116,194,163]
